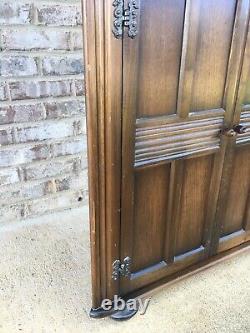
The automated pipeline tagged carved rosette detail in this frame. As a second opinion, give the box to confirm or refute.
[126,0,139,39]
[112,0,139,39]
[112,0,124,39]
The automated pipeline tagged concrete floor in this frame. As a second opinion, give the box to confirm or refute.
[0,206,249,333]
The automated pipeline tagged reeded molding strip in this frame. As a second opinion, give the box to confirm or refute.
[135,110,225,168]
[236,109,250,144]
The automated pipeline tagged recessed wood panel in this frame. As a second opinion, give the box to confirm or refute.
[191,0,236,111]
[132,164,170,271]
[175,155,214,256]
[137,0,185,117]
[221,147,250,237]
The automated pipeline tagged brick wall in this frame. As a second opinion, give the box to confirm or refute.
[0,1,88,223]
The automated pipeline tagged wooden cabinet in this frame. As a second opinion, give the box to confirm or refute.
[83,0,250,315]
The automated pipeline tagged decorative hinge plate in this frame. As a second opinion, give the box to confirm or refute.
[112,256,132,280]
[112,0,139,39]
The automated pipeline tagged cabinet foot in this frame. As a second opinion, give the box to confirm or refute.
[110,306,138,321]
[90,301,138,321]
[89,306,116,319]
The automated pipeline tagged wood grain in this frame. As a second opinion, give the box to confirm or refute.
[83,0,250,308]
[83,0,123,307]
[136,0,186,117]
[135,114,224,167]
[222,147,250,236]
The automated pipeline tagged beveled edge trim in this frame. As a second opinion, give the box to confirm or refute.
[218,229,250,253]
[130,246,205,281]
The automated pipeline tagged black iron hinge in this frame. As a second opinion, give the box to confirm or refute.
[112,257,132,280]
[112,0,139,39]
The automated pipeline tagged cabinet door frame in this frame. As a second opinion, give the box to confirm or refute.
[83,0,250,309]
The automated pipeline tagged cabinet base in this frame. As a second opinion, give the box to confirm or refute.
[90,243,250,321]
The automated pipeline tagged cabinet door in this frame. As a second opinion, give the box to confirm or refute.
[120,0,250,296]
[213,19,250,254]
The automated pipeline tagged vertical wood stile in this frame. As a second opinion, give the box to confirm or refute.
[177,0,201,119]
[82,0,102,308]
[233,15,250,125]
[167,0,200,263]
[163,161,177,263]
[94,0,107,302]
[104,0,123,299]
[120,0,141,295]
[166,161,185,263]
[243,192,250,231]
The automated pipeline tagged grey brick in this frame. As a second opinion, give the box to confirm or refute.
[42,56,83,75]
[9,80,72,100]
[0,104,45,125]
[16,119,78,143]
[0,3,32,25]
[37,5,82,26]
[1,30,70,51]
[45,100,85,119]
[0,128,13,146]
[0,179,57,205]
[0,167,19,186]
[53,137,86,157]
[55,170,87,192]
[0,144,50,167]
[23,157,78,181]
[0,56,38,77]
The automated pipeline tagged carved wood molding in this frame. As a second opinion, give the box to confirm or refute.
[135,113,225,168]
[236,109,250,144]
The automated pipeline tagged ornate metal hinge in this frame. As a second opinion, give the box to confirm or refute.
[112,0,139,39]
[112,257,132,280]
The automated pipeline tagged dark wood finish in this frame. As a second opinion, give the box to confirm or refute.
[83,0,123,307]
[126,241,250,302]
[135,111,224,167]
[83,0,250,309]
[120,0,250,296]
[212,15,250,254]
